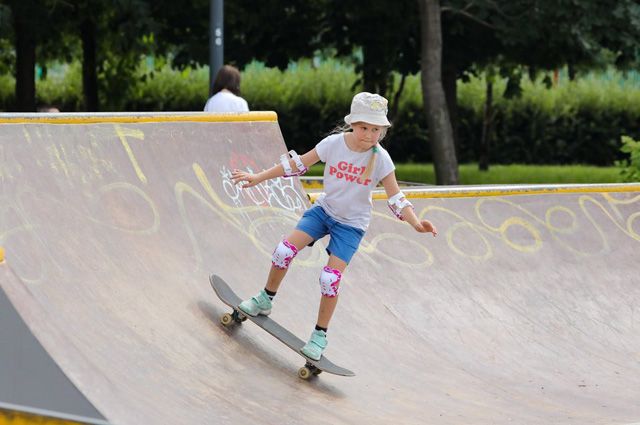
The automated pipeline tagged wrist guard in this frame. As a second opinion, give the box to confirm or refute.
[280,150,308,177]
[388,191,413,221]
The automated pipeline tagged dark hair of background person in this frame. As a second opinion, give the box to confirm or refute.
[37,104,60,113]
[212,65,242,96]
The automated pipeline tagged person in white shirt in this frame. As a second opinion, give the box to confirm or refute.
[204,65,249,112]
[230,92,438,361]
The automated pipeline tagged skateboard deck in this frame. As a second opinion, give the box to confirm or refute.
[210,274,355,379]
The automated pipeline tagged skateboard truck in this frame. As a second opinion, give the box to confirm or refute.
[298,362,323,379]
[220,309,247,326]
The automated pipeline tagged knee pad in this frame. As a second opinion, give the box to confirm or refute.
[272,239,298,269]
[319,267,342,297]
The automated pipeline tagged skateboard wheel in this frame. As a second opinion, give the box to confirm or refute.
[221,313,234,327]
[298,367,312,380]
[312,369,322,376]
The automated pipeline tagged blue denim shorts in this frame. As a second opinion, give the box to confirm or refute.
[295,205,365,264]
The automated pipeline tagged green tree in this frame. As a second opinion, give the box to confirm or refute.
[0,0,155,111]
[0,4,14,76]
[0,0,70,111]
[149,0,328,71]
[225,0,329,69]
[438,0,640,172]
[418,0,458,184]
[67,0,155,111]
[321,0,420,104]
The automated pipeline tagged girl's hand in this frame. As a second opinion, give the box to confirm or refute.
[231,169,260,188]
[414,219,438,237]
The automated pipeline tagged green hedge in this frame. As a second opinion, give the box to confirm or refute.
[2,60,640,166]
[455,74,640,166]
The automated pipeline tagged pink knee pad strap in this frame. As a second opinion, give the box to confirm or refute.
[272,239,298,269]
[319,267,342,297]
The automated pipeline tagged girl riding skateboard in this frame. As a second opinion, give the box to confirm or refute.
[231,92,438,360]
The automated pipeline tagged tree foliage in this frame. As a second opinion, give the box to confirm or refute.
[1,0,639,183]
[618,135,640,182]
[149,0,328,70]
[321,0,420,98]
[0,0,71,110]
[0,0,155,111]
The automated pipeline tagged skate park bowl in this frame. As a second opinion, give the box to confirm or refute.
[0,112,639,424]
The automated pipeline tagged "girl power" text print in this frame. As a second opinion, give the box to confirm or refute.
[328,161,372,186]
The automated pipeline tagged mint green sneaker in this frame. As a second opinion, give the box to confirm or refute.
[300,329,327,361]
[238,289,272,317]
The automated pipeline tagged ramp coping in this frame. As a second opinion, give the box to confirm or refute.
[0,402,109,425]
[0,111,277,124]
[309,183,640,202]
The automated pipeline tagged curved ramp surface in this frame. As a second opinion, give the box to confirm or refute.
[1,113,639,424]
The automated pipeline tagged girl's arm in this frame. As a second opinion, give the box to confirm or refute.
[231,149,321,188]
[380,172,438,236]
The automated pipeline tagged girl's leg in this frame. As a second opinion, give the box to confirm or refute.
[264,229,315,293]
[315,255,348,329]
[239,229,314,317]
[301,255,347,360]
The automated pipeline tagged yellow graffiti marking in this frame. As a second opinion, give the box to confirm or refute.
[192,163,242,228]
[476,197,600,255]
[21,127,32,145]
[602,192,640,205]
[627,212,640,240]
[114,124,146,184]
[419,205,495,260]
[175,179,307,270]
[0,180,158,285]
[94,182,160,234]
[498,216,543,253]
[50,145,71,180]
[177,163,330,270]
[359,232,434,269]
[446,221,493,261]
[544,206,578,234]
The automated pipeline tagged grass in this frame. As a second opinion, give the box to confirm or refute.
[309,163,625,185]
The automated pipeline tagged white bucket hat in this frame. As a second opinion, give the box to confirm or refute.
[344,92,391,127]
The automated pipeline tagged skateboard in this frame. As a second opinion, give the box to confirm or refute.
[209,274,355,379]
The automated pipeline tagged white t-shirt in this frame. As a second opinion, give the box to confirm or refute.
[203,90,249,112]
[314,133,395,231]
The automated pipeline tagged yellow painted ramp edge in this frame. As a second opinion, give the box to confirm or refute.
[0,403,108,425]
[0,111,277,124]
[308,183,640,203]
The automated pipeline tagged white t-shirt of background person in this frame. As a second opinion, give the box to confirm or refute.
[314,133,395,231]
[203,90,249,112]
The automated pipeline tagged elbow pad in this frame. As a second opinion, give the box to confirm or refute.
[280,150,308,177]
[388,192,413,221]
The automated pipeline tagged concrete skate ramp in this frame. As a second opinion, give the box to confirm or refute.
[1,113,639,424]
